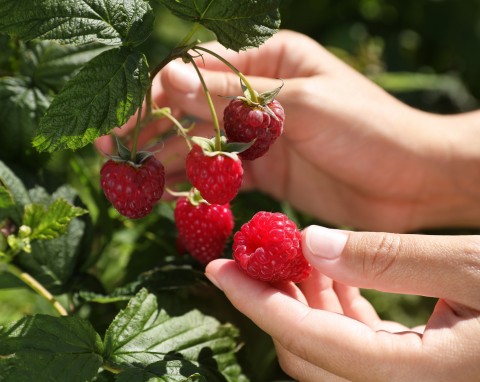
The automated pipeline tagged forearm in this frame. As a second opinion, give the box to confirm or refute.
[415,109,480,229]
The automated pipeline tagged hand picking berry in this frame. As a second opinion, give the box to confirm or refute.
[224,97,285,160]
[232,211,311,283]
[186,143,243,205]
[100,155,165,219]
[174,192,234,265]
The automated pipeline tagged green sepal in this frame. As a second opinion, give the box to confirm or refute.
[190,136,216,152]
[190,136,254,159]
[222,139,256,154]
[257,81,284,105]
[108,135,154,167]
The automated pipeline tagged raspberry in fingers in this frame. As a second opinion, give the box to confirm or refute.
[206,258,480,381]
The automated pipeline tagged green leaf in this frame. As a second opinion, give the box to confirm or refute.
[19,40,111,93]
[0,0,154,47]
[23,198,87,240]
[33,47,150,152]
[0,314,103,382]
[104,289,247,382]
[0,39,109,167]
[16,185,88,294]
[158,0,281,51]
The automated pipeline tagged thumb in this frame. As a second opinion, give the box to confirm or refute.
[159,59,284,121]
[301,225,480,310]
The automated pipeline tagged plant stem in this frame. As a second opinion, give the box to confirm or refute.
[152,108,192,150]
[130,101,143,161]
[5,263,68,316]
[187,55,222,151]
[102,363,123,374]
[146,23,201,119]
[177,23,201,48]
[193,45,259,103]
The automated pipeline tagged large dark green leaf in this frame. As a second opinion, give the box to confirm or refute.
[33,47,150,152]
[0,314,103,382]
[0,0,154,47]
[104,289,247,382]
[158,0,280,51]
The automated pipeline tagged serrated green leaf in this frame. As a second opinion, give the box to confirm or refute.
[0,0,154,47]
[34,47,150,152]
[158,0,281,51]
[104,289,247,382]
[0,314,103,382]
[23,198,86,240]
[15,185,88,294]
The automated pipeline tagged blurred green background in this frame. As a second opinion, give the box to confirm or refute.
[280,0,480,113]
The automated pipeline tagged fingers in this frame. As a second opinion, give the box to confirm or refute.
[302,225,480,309]
[273,340,350,382]
[205,259,424,381]
[159,59,288,121]
[333,282,381,325]
[299,268,343,313]
[190,29,328,78]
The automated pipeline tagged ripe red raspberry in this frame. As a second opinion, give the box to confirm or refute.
[100,155,165,219]
[174,196,234,265]
[186,144,243,205]
[232,211,311,283]
[223,98,285,160]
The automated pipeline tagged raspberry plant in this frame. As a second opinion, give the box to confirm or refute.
[0,1,308,381]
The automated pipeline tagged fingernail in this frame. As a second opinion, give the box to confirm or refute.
[205,271,223,291]
[304,226,348,261]
[166,60,201,94]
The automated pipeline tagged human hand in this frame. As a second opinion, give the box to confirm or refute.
[205,226,480,382]
[96,30,480,231]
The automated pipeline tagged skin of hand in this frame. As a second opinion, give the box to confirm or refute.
[96,29,480,232]
[205,227,480,382]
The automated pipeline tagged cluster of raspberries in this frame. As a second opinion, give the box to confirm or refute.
[100,96,311,283]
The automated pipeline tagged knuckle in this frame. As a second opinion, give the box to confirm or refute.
[362,232,403,280]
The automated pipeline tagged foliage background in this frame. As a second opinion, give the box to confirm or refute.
[1,1,479,381]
